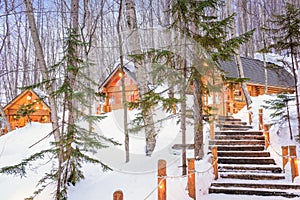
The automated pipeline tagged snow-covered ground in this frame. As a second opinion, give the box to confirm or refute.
[0,95,299,200]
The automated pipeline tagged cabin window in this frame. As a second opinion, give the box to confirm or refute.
[234,89,243,102]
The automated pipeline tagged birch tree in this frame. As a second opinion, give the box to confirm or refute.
[125,0,156,156]
[226,0,252,108]
[265,3,300,138]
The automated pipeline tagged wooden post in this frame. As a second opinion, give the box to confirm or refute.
[209,115,215,140]
[229,87,234,116]
[212,146,218,180]
[282,146,289,173]
[172,103,176,114]
[113,190,123,200]
[248,108,252,125]
[187,158,196,199]
[263,124,270,149]
[258,108,263,130]
[158,159,166,200]
[289,146,299,183]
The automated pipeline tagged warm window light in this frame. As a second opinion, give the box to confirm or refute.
[36,106,39,110]
[118,72,123,77]
[42,116,48,121]
[203,61,209,67]
[27,95,32,100]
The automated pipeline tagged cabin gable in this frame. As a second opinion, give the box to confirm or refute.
[2,90,51,132]
[99,66,139,112]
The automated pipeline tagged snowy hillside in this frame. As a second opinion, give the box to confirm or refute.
[0,95,299,200]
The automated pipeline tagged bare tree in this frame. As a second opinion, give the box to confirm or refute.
[23,0,63,198]
[125,0,156,156]
[226,0,252,108]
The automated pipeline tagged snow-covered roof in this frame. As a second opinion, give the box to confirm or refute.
[98,60,137,91]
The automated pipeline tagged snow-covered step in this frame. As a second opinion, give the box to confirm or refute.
[208,116,293,198]
[219,164,282,173]
[217,151,270,157]
[211,181,300,190]
[216,124,253,130]
[220,172,285,180]
[209,186,300,198]
[218,116,242,122]
[215,135,265,140]
[209,145,265,151]
[209,139,265,146]
[215,131,263,136]
[219,121,248,125]
[218,157,276,165]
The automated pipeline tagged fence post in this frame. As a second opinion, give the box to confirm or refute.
[212,146,218,180]
[282,146,289,173]
[158,159,166,200]
[258,108,263,130]
[209,116,215,140]
[263,124,270,149]
[248,107,252,125]
[187,158,196,199]
[113,190,123,200]
[289,146,299,183]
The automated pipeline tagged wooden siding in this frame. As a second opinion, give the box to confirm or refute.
[2,90,51,132]
[100,68,139,112]
[225,82,294,115]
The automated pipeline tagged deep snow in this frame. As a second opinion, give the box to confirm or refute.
[0,95,299,200]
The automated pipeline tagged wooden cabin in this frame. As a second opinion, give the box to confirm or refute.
[219,57,294,115]
[99,57,294,115]
[98,65,139,113]
[1,89,51,132]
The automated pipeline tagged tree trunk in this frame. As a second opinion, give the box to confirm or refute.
[23,0,60,142]
[193,75,204,160]
[117,0,130,162]
[125,0,156,156]
[291,53,300,138]
[23,1,62,199]
[180,62,187,175]
[226,0,252,108]
[259,1,268,94]
[0,105,11,132]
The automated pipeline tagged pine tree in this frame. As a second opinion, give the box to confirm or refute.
[170,0,254,159]
[263,3,300,138]
[263,94,295,140]
[0,3,115,199]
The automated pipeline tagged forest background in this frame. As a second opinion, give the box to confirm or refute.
[1,0,299,106]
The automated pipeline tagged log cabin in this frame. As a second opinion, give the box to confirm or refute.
[98,57,294,115]
[220,57,294,115]
[1,89,51,133]
[98,64,139,113]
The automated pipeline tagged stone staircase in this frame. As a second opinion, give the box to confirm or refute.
[208,116,300,198]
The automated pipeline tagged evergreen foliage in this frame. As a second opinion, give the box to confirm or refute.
[262,2,300,139]
[16,103,36,122]
[262,94,295,139]
[0,28,115,199]
[263,94,294,120]
[263,3,300,54]
[169,0,254,159]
